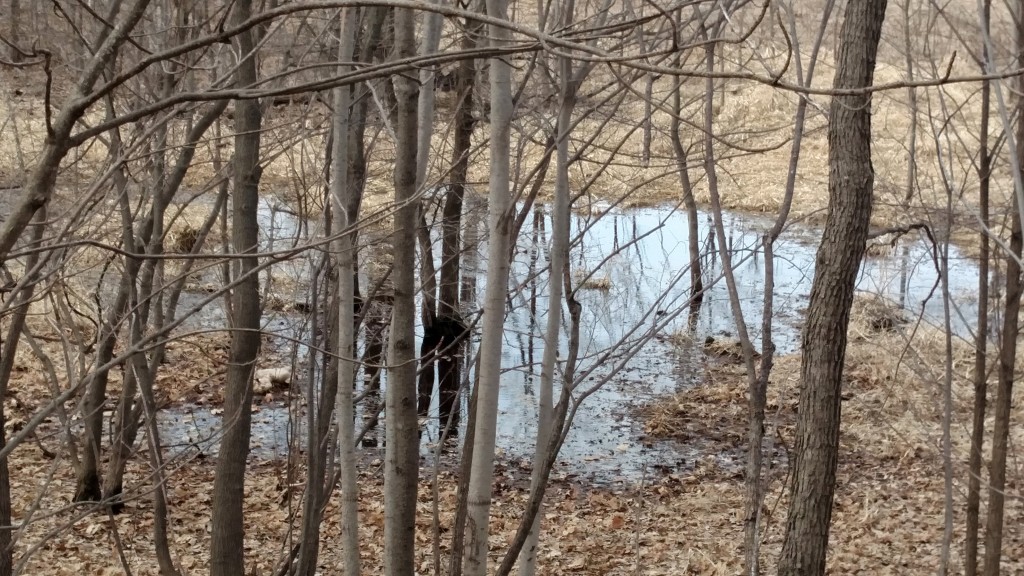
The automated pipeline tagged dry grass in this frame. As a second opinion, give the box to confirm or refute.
[641,306,1024,573]
[0,4,1020,573]
[6,306,1019,574]
[0,3,1011,254]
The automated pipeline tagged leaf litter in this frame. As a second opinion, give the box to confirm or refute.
[0,303,1017,575]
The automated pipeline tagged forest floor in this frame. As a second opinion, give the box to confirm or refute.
[3,296,1021,575]
[1,11,1021,573]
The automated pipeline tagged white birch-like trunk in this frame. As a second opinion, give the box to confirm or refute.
[332,7,360,576]
[463,0,514,571]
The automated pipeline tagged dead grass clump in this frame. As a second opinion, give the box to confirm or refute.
[664,328,696,349]
[573,269,612,291]
[702,335,762,364]
[168,223,200,254]
[643,376,773,448]
[849,293,907,334]
[579,276,612,291]
[640,352,800,448]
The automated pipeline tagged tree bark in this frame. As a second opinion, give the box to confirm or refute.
[384,6,420,576]
[7,0,21,63]
[209,0,262,573]
[669,70,703,317]
[331,7,361,575]
[965,5,991,574]
[437,6,483,429]
[981,3,1024,574]
[517,44,574,576]
[0,209,45,576]
[982,100,1023,576]
[463,0,514,570]
[777,0,886,573]
[414,2,444,418]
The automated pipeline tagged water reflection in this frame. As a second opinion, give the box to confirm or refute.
[445,204,979,479]
[159,200,981,482]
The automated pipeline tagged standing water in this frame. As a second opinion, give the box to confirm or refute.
[159,199,981,481]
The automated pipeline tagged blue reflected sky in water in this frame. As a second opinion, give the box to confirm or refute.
[469,203,980,478]
[161,199,981,480]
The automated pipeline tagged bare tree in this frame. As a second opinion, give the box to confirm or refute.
[210,0,263,573]
[442,7,485,565]
[434,4,483,429]
[332,6,361,576]
[983,37,1023,576]
[2,1,1017,574]
[976,2,1024,574]
[384,5,420,576]
[965,3,992,574]
[0,0,151,260]
[0,209,46,576]
[742,2,834,571]
[464,0,515,571]
[777,0,887,573]
[518,6,579,570]
[669,56,704,318]
[698,24,763,573]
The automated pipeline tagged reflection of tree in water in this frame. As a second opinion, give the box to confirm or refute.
[418,314,470,428]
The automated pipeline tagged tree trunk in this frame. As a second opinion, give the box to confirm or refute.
[128,306,180,576]
[748,4,834,571]
[331,7,361,575]
[518,46,574,576]
[414,1,445,419]
[209,0,262,573]
[667,18,703,321]
[699,33,762,576]
[75,262,134,503]
[449,208,484,576]
[982,111,1023,576]
[983,204,1021,576]
[463,0,514,569]
[384,6,420,576]
[777,0,886,573]
[293,253,333,576]
[76,137,140,504]
[982,4,1024,574]
[437,9,483,429]
[0,209,45,576]
[965,5,991,574]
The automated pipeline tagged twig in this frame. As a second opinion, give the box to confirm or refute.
[106,508,135,576]
[632,463,646,576]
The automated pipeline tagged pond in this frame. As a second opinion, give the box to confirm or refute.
[159,198,982,482]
